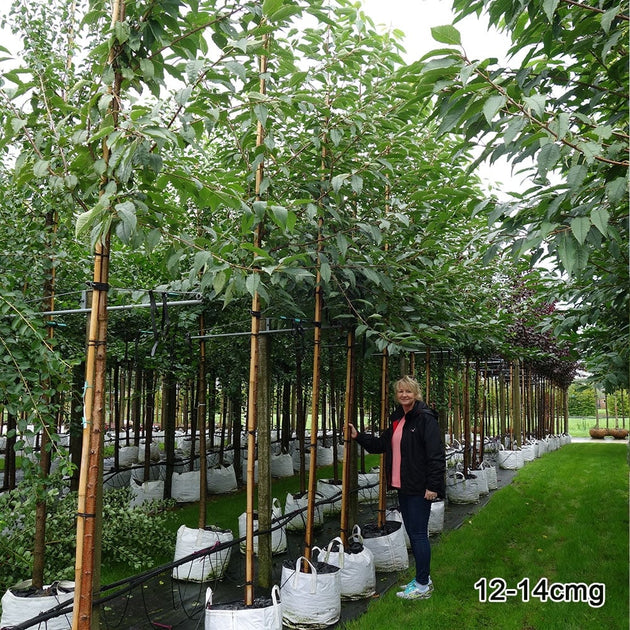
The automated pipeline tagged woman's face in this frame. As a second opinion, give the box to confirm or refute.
[396,385,415,410]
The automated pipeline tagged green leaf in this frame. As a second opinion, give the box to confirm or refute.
[115,201,137,243]
[336,233,348,258]
[246,272,261,298]
[523,94,546,117]
[262,0,283,16]
[601,6,618,32]
[605,177,627,203]
[504,117,526,146]
[570,216,590,245]
[33,160,50,178]
[270,5,302,22]
[11,117,26,134]
[590,207,609,237]
[320,261,331,283]
[75,207,99,238]
[431,25,461,46]
[566,164,587,190]
[537,142,560,177]
[556,231,576,275]
[331,173,349,194]
[482,95,506,124]
[139,58,154,80]
[254,104,268,128]
[542,0,559,22]
[270,205,288,229]
[213,270,227,295]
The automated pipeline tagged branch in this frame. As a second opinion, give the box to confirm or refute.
[560,0,629,21]
[471,62,630,168]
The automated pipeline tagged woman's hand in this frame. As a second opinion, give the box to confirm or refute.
[347,423,358,439]
[425,489,438,501]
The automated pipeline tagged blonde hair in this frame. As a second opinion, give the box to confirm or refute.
[394,375,423,401]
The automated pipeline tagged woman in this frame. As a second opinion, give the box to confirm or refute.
[348,375,445,600]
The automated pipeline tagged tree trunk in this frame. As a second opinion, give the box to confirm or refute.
[163,371,177,500]
[197,316,208,529]
[256,319,273,589]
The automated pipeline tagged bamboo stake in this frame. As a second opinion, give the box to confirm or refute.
[303,229,323,564]
[73,3,124,626]
[243,32,268,606]
[72,234,111,630]
[303,74,330,563]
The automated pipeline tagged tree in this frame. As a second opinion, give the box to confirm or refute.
[414,0,628,389]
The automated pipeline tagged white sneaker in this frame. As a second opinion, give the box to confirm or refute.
[396,579,433,600]
[399,576,433,592]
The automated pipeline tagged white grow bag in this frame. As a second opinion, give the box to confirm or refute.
[497,445,524,470]
[361,520,409,572]
[284,491,324,532]
[429,499,445,534]
[137,441,160,463]
[357,472,379,502]
[117,445,138,467]
[0,580,74,630]
[316,446,334,466]
[172,525,233,582]
[207,464,238,494]
[446,472,480,504]
[130,479,164,507]
[238,498,287,555]
[385,507,409,547]
[467,469,489,496]
[270,453,294,478]
[314,528,375,600]
[521,443,536,462]
[205,584,282,630]
[171,470,201,503]
[481,460,498,490]
[280,557,341,629]
[316,478,343,515]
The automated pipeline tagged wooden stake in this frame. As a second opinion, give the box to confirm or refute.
[244,32,268,605]
[303,233,323,565]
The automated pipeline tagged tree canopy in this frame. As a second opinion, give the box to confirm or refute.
[0,0,626,393]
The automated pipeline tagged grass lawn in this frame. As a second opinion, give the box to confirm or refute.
[569,416,629,437]
[340,443,629,630]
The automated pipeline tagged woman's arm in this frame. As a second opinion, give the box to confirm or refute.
[347,423,388,454]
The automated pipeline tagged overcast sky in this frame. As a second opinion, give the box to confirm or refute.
[361,0,513,62]
[359,0,528,194]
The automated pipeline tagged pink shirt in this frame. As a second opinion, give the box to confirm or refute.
[391,416,406,488]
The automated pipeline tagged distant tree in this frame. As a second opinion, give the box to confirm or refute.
[567,383,597,417]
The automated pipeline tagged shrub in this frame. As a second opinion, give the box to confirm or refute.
[0,483,175,596]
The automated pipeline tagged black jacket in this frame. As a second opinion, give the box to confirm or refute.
[355,400,445,497]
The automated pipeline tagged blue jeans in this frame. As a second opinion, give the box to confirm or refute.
[397,492,432,585]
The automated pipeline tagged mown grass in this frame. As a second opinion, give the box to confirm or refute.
[340,443,628,630]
